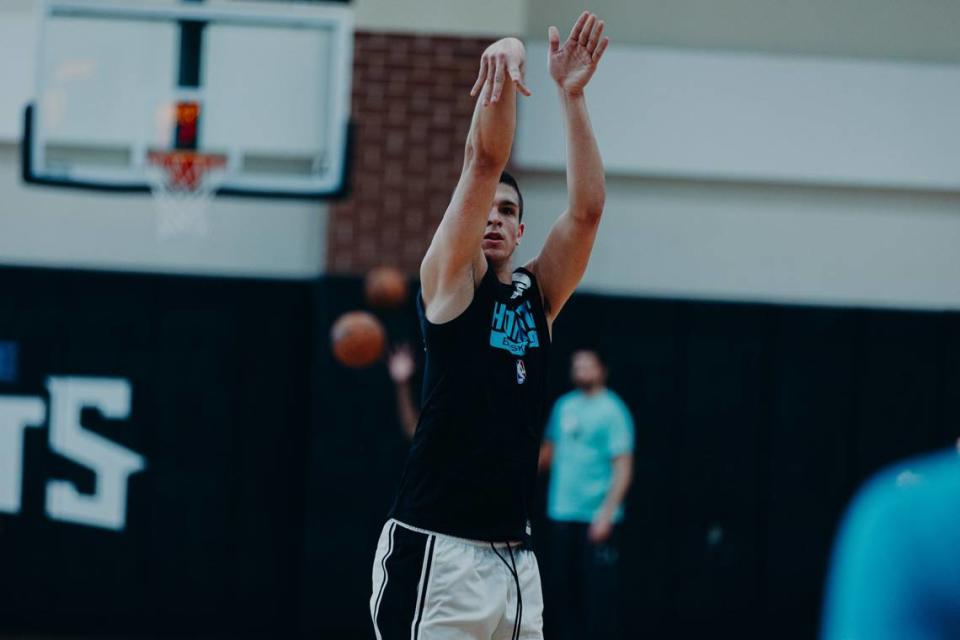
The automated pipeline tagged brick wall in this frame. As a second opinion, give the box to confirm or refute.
[326,32,493,275]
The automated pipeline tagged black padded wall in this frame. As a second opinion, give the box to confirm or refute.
[0,267,312,635]
[1,267,956,639]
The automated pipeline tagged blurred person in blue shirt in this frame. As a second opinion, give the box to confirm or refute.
[538,349,635,639]
[821,445,960,640]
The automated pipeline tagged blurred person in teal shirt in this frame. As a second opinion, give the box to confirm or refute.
[539,349,635,640]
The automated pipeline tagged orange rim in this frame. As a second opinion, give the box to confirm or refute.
[146,151,227,190]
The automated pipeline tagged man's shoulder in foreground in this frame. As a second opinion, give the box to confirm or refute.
[822,448,960,640]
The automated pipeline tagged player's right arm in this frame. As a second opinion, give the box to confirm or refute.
[419,37,530,323]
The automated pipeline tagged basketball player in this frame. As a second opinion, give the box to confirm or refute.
[371,12,610,639]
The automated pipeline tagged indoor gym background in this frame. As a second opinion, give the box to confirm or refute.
[1,0,959,638]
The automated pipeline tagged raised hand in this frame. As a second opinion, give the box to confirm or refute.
[470,37,532,106]
[548,11,610,96]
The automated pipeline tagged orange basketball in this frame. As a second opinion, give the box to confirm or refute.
[365,266,408,309]
[330,311,386,368]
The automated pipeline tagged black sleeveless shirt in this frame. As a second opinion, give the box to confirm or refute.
[389,264,551,542]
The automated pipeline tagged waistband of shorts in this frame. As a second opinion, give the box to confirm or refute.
[389,518,525,549]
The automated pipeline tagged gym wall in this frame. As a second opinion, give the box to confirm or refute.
[510,0,960,310]
[324,0,525,275]
[1,264,956,638]
[513,174,960,310]
[525,0,960,62]
[3,0,958,312]
[327,0,960,311]
[353,0,525,37]
[325,32,489,274]
[0,266,313,635]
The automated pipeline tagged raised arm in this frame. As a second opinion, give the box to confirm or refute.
[420,38,531,323]
[526,12,609,325]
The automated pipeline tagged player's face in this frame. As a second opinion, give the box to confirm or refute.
[571,351,605,389]
[481,183,524,264]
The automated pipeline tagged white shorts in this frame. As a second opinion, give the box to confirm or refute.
[370,519,545,640]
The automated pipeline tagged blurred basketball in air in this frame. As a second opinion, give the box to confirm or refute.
[364,266,408,309]
[331,311,386,368]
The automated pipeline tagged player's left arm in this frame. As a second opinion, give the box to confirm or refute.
[525,12,610,326]
[589,394,635,543]
[588,454,633,544]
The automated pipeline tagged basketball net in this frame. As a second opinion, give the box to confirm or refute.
[146,150,227,240]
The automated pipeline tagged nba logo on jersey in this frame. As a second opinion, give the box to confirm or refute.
[516,359,527,384]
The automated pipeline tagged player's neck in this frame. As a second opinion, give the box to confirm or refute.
[580,384,605,396]
[488,257,515,285]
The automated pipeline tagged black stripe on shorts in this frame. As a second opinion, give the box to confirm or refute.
[411,534,436,638]
[375,525,436,639]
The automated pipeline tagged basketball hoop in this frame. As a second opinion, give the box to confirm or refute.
[146,150,227,240]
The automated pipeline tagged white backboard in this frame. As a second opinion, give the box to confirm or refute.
[24,0,353,198]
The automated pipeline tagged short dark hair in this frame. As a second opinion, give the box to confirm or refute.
[499,171,524,222]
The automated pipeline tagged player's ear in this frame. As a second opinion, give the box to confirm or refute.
[517,222,525,244]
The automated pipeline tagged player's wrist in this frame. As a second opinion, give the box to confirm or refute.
[557,85,586,99]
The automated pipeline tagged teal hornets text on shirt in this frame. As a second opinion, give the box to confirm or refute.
[489,300,540,356]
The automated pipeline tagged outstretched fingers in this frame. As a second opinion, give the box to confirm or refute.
[592,36,610,64]
[567,11,589,44]
[474,40,531,104]
[578,14,596,46]
[509,63,532,96]
[490,54,506,104]
[587,20,604,54]
[470,55,488,98]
